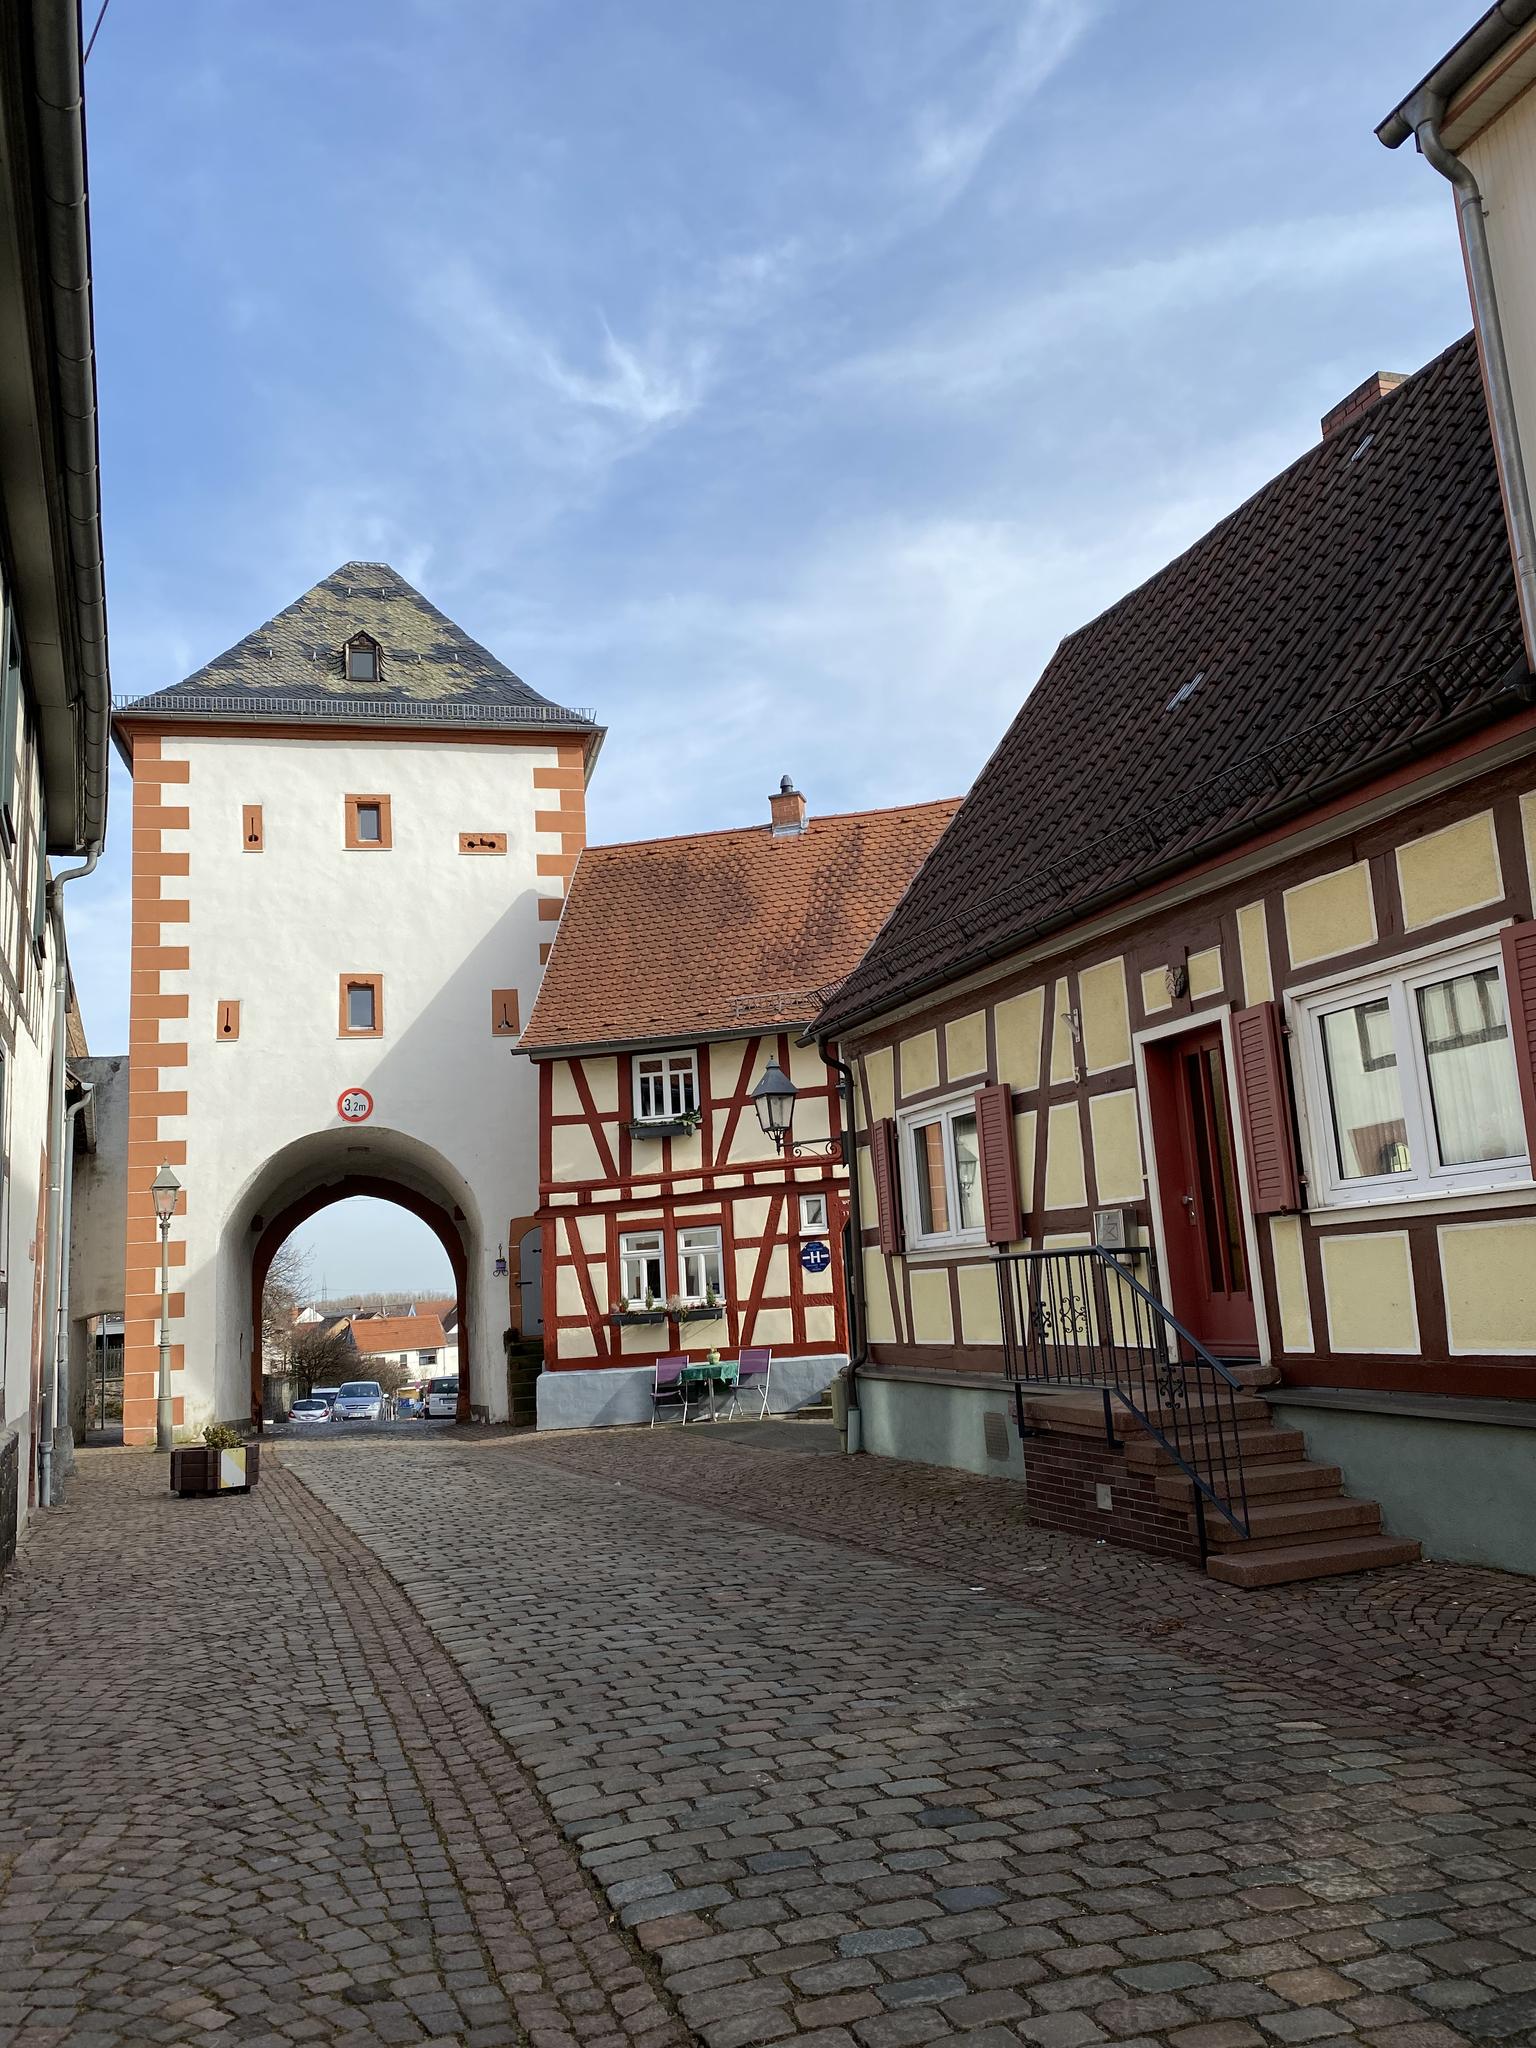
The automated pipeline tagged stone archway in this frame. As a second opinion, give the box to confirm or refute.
[249,1176,471,1430]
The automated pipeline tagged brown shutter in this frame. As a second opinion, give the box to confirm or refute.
[1231,1000,1301,1214]
[1500,921,1536,1167]
[974,1083,1021,1244]
[870,1117,904,1255]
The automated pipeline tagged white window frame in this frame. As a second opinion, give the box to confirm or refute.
[897,1091,987,1251]
[1290,931,1530,1211]
[678,1225,724,1305]
[799,1192,829,1233]
[619,1229,666,1306]
[632,1048,699,1122]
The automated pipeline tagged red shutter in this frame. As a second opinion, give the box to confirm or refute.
[974,1083,1021,1245]
[870,1117,904,1254]
[1231,1001,1301,1214]
[1500,921,1536,1167]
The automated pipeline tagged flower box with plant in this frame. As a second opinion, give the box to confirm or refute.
[626,1109,703,1140]
[170,1423,261,1498]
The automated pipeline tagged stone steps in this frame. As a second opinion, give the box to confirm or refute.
[1206,1532,1422,1588]
[1156,1460,1343,1505]
[1206,1492,1381,1547]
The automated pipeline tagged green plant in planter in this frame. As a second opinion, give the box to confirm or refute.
[202,1423,242,1450]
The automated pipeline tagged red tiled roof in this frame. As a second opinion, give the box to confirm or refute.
[413,1298,454,1320]
[522,799,960,1052]
[352,1315,447,1355]
[821,334,1528,1035]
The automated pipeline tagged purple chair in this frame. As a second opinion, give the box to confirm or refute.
[734,1349,772,1420]
[651,1356,689,1426]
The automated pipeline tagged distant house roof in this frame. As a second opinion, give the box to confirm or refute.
[413,1298,455,1323]
[352,1315,447,1357]
[820,334,1529,1037]
[522,797,961,1054]
[112,561,599,750]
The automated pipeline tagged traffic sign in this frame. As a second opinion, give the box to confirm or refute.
[337,1087,374,1123]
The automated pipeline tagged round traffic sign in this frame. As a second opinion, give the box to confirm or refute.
[337,1087,374,1123]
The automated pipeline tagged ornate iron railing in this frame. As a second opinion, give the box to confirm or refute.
[996,1245,1250,1543]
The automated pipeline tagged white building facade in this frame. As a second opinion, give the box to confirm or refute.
[114,564,598,1438]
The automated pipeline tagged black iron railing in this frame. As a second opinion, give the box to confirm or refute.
[996,1246,1250,1543]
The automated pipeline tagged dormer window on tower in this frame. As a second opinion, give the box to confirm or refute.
[344,634,380,683]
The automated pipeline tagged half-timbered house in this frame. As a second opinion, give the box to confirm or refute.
[519,784,957,1428]
[816,331,1536,1583]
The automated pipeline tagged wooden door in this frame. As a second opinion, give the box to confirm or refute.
[1148,1025,1258,1357]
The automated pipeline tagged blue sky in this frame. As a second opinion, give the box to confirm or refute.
[72,0,1477,1289]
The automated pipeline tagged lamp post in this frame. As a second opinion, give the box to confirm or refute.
[151,1163,182,1453]
[751,1060,847,1161]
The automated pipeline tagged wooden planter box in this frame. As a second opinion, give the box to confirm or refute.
[610,1305,727,1327]
[626,1118,701,1140]
[170,1442,260,1497]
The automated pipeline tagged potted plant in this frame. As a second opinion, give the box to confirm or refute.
[170,1422,261,1498]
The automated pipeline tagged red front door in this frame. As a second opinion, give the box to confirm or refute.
[1147,1025,1258,1358]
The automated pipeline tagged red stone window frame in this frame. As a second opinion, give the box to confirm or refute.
[339,973,384,1038]
[344,794,392,850]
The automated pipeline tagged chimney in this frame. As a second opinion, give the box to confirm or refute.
[1321,370,1406,441]
[769,775,808,836]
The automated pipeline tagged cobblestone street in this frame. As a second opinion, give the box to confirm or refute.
[3,1432,1535,2048]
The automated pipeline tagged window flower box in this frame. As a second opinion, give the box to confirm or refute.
[611,1308,669,1326]
[610,1303,727,1326]
[627,1115,701,1140]
[170,1440,260,1497]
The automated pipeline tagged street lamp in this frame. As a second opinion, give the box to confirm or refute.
[151,1164,182,1453]
[751,1061,847,1161]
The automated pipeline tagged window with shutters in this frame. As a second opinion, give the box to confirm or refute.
[898,1093,986,1249]
[1291,935,1529,1206]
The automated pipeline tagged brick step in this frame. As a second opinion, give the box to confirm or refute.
[1206,1532,1421,1588]
[1156,1461,1342,1505]
[1207,1493,1381,1548]
[1122,1425,1306,1468]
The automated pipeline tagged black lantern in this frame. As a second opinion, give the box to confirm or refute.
[751,1060,798,1151]
[493,1243,509,1277]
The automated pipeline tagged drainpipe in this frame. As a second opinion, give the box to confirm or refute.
[38,849,99,1508]
[50,1080,92,1489]
[1401,89,1536,663]
[819,1045,868,1426]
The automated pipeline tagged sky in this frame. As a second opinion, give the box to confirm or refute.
[70,0,1479,1289]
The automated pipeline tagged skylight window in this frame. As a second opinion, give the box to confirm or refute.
[1165,671,1204,712]
[1349,432,1374,462]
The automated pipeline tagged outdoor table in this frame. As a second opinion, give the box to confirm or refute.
[679,1359,738,1421]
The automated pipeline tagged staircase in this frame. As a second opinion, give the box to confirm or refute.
[1021,1365,1419,1588]
[998,1247,1420,1591]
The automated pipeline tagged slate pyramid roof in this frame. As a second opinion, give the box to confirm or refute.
[114,562,597,739]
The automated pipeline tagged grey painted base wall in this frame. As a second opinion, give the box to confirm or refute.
[1270,1399,1536,1576]
[536,1354,845,1431]
[858,1373,1026,1484]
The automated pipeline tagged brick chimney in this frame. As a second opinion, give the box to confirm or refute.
[1321,370,1406,441]
[769,775,807,836]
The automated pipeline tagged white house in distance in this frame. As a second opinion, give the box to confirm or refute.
[351,1312,451,1381]
[113,564,601,1438]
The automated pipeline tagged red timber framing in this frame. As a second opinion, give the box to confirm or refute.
[536,1030,850,1368]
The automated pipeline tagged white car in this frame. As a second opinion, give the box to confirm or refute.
[289,1398,331,1426]
[424,1376,458,1420]
[333,1380,385,1422]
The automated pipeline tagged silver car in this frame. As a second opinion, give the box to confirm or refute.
[289,1398,331,1425]
[333,1379,384,1422]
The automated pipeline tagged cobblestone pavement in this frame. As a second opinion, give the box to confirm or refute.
[522,1428,1536,1769]
[285,1431,1536,2048]
[0,1450,685,2048]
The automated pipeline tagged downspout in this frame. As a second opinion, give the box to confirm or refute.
[50,1078,91,1487]
[820,1045,868,1423]
[37,849,98,1507]
[1405,89,1536,661]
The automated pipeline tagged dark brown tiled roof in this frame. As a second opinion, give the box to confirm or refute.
[821,333,1529,1035]
[522,799,960,1053]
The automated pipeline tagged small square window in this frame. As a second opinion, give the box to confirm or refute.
[345,794,392,849]
[633,1049,699,1121]
[799,1193,828,1233]
[340,974,383,1037]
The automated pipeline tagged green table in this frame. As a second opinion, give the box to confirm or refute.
[679,1359,738,1421]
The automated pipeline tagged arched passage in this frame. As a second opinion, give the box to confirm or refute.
[250,1176,471,1429]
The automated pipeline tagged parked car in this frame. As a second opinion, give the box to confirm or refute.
[333,1380,385,1422]
[424,1376,458,1419]
[289,1398,331,1426]
[311,1385,341,1412]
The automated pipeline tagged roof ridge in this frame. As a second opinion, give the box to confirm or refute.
[579,796,961,858]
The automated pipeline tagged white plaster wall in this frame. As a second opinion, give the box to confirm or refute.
[167,732,558,1426]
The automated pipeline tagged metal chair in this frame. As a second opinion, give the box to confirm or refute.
[735,1348,772,1420]
[651,1356,689,1425]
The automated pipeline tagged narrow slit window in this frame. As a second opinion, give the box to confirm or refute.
[340,974,384,1037]
[344,794,392,849]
